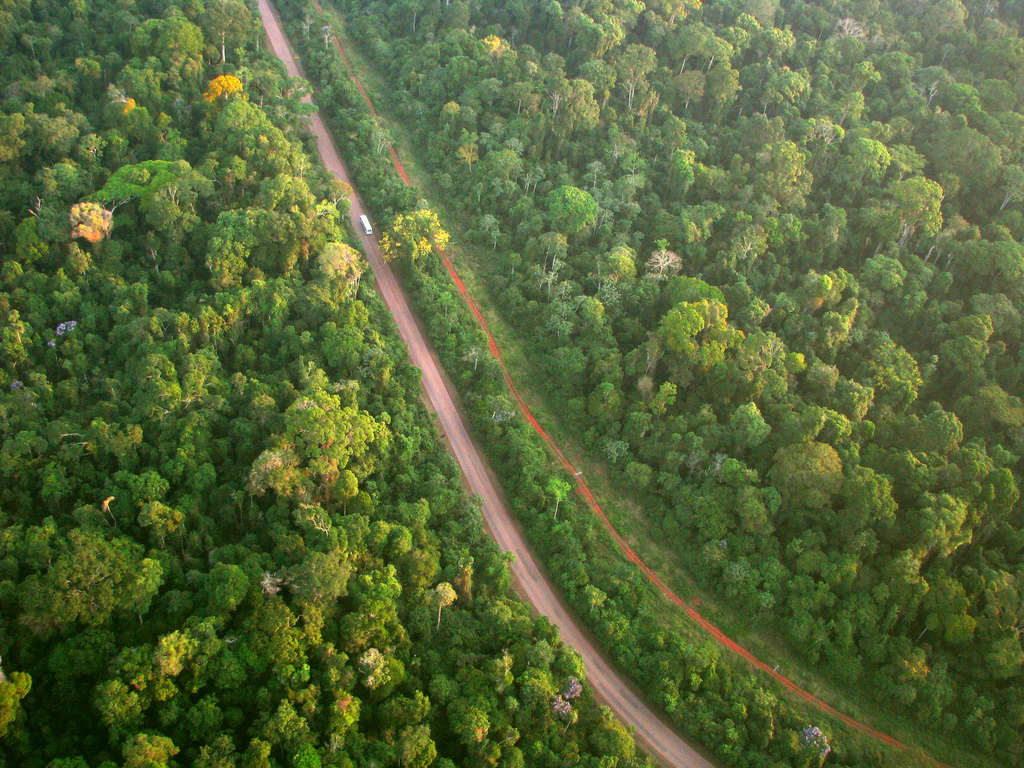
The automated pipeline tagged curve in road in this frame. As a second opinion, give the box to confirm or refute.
[258,2,717,767]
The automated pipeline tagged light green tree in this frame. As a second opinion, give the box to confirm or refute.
[546,476,572,519]
[434,582,456,630]
[547,186,597,236]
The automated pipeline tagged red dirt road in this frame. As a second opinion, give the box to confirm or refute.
[261,3,953,766]
[258,2,717,766]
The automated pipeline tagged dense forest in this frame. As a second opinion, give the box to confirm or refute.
[307,0,1024,764]
[0,2,647,767]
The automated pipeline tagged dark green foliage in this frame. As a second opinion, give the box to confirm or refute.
[0,2,641,768]
[294,0,1024,764]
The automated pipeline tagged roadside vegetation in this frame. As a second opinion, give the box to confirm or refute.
[0,2,646,767]
[281,0,1024,766]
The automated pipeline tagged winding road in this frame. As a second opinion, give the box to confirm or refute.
[257,2,717,767]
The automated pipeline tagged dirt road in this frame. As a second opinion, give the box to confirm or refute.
[257,2,716,766]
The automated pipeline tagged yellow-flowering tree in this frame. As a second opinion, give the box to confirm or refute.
[482,35,508,58]
[202,74,245,104]
[379,209,449,262]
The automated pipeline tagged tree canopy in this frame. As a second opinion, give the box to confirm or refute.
[0,3,642,768]
[313,0,1024,763]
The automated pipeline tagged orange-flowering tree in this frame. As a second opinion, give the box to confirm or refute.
[69,202,113,242]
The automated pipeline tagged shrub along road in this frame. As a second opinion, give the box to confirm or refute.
[258,1,717,766]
